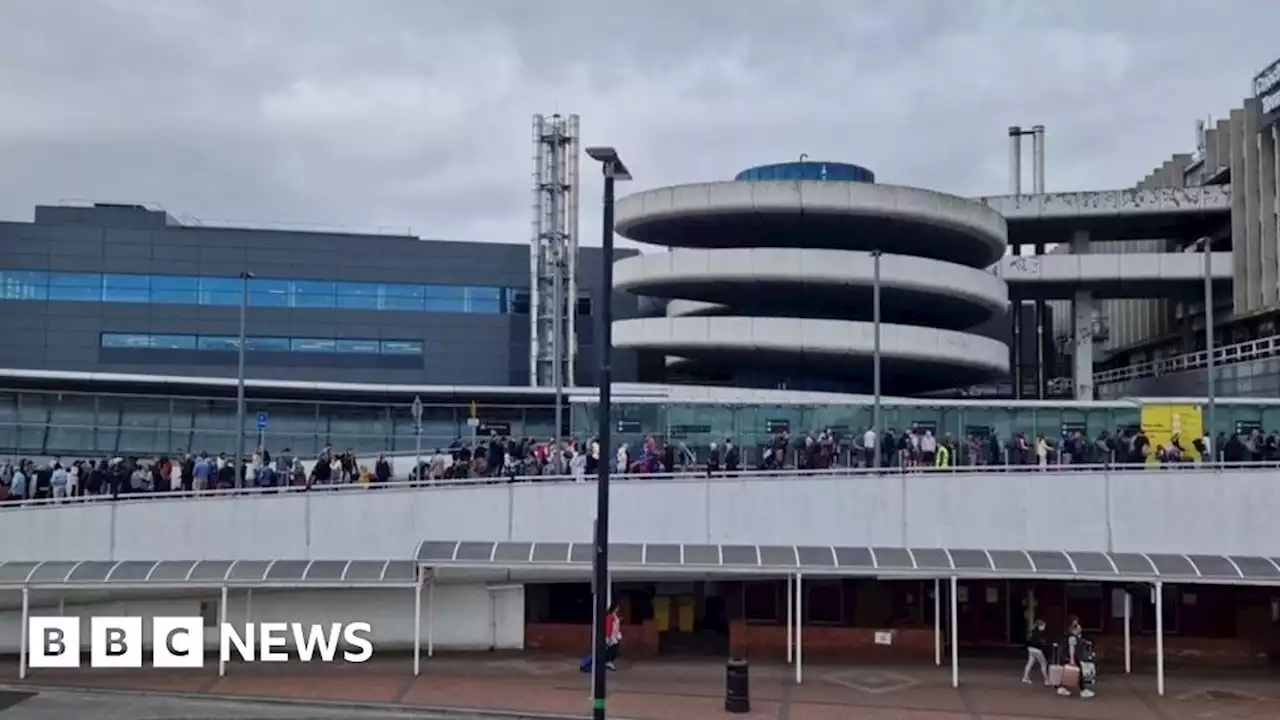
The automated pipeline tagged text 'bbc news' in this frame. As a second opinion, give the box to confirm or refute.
[28,617,374,668]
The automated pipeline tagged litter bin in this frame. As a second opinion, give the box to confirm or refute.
[725,658,750,713]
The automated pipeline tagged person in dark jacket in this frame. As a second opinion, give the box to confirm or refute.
[1022,619,1050,685]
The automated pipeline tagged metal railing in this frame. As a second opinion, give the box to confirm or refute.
[1093,334,1280,385]
[3,460,1274,510]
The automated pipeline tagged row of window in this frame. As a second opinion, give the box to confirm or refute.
[0,270,589,316]
[100,333,424,356]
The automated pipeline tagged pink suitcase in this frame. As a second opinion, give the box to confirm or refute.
[1048,663,1064,686]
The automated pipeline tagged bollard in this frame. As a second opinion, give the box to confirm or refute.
[725,657,750,713]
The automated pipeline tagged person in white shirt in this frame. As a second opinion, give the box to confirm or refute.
[861,428,877,468]
[920,431,938,466]
[51,465,70,502]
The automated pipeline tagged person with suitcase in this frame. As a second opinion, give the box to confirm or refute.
[1022,619,1051,685]
[1056,616,1095,698]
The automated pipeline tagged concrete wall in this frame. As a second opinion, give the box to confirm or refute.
[0,583,523,655]
[4,471,1279,559]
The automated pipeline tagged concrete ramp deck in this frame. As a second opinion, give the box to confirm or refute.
[996,251,1232,300]
[980,186,1231,245]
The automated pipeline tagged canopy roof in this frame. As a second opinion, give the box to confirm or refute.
[415,541,1280,586]
[0,559,417,589]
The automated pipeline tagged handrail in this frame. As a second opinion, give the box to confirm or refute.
[1093,334,1280,386]
[3,460,1274,510]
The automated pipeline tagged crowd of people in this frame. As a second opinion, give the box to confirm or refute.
[0,423,1271,503]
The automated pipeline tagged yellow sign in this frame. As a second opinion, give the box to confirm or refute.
[1139,404,1203,461]
[469,400,478,420]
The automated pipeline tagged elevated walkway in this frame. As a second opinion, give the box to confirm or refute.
[996,251,1232,299]
[980,186,1231,245]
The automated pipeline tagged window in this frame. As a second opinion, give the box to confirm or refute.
[424,284,467,312]
[248,278,291,307]
[291,338,335,353]
[48,272,102,301]
[576,292,592,316]
[0,267,521,315]
[804,580,844,625]
[151,275,199,304]
[1139,584,1180,635]
[149,334,197,349]
[293,281,335,308]
[0,270,47,300]
[743,581,780,623]
[380,340,423,355]
[1064,583,1104,632]
[336,339,379,354]
[102,274,150,303]
[335,282,381,310]
[199,277,241,306]
[101,333,154,348]
[467,286,503,314]
[245,337,290,352]
[198,336,240,351]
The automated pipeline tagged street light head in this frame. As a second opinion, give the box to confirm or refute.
[240,271,256,279]
[586,146,618,163]
[586,146,632,181]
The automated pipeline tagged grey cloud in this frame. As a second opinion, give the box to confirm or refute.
[0,0,1277,248]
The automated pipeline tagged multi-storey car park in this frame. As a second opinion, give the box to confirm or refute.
[611,162,1011,395]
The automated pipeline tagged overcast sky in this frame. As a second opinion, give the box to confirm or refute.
[0,0,1277,249]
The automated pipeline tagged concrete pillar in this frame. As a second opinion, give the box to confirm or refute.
[1260,121,1278,309]
[1244,99,1263,310]
[1073,289,1095,401]
[1229,108,1249,313]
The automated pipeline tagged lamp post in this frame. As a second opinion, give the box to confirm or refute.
[871,250,882,468]
[1203,239,1216,461]
[235,270,254,488]
[584,145,631,720]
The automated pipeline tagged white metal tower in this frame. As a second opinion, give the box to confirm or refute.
[530,114,580,400]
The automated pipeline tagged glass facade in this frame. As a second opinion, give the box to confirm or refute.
[0,269,592,317]
[571,400,1280,452]
[101,333,424,356]
[733,161,876,183]
[0,390,555,459]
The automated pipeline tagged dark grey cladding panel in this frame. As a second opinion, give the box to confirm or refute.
[531,543,571,563]
[947,550,992,571]
[1234,556,1280,580]
[418,542,459,562]
[305,561,348,581]
[1027,551,1073,574]
[494,543,534,564]
[873,547,914,570]
[1067,552,1115,575]
[796,546,835,567]
[645,544,682,565]
[455,542,496,562]
[683,545,720,566]
[1186,555,1241,579]
[721,545,759,566]
[834,547,875,569]
[1109,553,1156,576]
[989,550,1033,573]
[911,549,952,571]
[758,546,798,568]
[1147,554,1197,577]
[610,544,644,565]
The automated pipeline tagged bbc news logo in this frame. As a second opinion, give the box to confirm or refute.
[28,617,374,668]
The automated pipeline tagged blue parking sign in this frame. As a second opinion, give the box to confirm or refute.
[255,412,268,430]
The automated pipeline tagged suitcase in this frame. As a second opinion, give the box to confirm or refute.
[1061,664,1082,690]
[1047,643,1065,687]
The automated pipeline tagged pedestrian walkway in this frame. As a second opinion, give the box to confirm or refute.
[9,656,1280,720]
